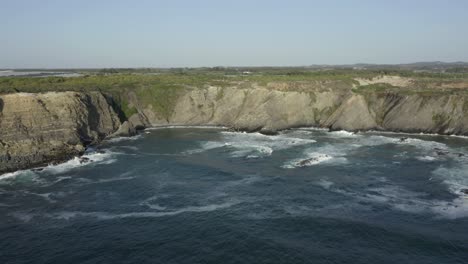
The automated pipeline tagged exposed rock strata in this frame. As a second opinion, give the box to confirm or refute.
[0,92,123,172]
[131,85,468,135]
[2,84,468,172]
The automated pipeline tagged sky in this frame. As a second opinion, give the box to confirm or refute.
[1,0,468,68]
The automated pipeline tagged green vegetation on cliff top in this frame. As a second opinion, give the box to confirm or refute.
[1,68,468,119]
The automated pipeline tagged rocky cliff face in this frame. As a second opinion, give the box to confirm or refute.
[2,82,468,173]
[0,92,122,172]
[130,85,468,135]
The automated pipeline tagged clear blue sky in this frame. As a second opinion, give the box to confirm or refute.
[1,0,467,68]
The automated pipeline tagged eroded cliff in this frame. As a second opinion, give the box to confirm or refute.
[0,92,122,172]
[128,83,468,135]
[2,78,468,172]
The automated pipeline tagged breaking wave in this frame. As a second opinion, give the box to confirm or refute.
[0,150,120,182]
[105,134,143,143]
[186,131,316,158]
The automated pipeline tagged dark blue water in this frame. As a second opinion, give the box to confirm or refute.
[1,128,468,264]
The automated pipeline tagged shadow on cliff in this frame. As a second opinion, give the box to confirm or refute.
[102,93,128,123]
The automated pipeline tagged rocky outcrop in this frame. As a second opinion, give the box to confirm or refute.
[0,92,123,173]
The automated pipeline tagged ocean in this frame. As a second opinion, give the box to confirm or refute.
[1,127,467,263]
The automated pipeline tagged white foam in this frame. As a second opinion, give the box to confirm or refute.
[430,198,468,219]
[106,134,143,143]
[184,141,231,154]
[296,127,330,132]
[23,191,57,203]
[329,130,359,137]
[0,151,119,181]
[315,179,334,190]
[432,166,468,196]
[26,200,240,221]
[140,196,167,210]
[230,145,273,158]
[76,170,137,186]
[397,137,448,150]
[43,151,118,174]
[148,125,227,130]
[326,132,449,155]
[417,156,437,162]
[328,183,468,219]
[186,131,316,158]
[0,170,24,181]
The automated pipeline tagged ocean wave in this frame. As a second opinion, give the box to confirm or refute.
[315,179,334,190]
[186,131,316,158]
[432,166,468,196]
[331,133,448,153]
[0,150,120,182]
[327,183,468,219]
[328,130,360,137]
[147,125,227,130]
[416,156,437,162]
[0,170,27,181]
[0,169,39,184]
[230,145,273,158]
[296,127,330,132]
[105,134,143,143]
[22,191,57,203]
[397,137,448,150]
[183,141,231,154]
[43,151,119,174]
[14,200,240,222]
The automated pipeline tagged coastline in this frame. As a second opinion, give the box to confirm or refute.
[3,124,468,177]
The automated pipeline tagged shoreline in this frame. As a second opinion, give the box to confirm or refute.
[2,125,468,177]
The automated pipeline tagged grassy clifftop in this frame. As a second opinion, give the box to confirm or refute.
[1,68,468,119]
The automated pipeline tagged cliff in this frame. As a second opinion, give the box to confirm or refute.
[0,92,124,173]
[2,77,468,172]
[128,83,468,135]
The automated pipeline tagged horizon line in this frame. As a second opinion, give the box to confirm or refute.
[1,61,468,70]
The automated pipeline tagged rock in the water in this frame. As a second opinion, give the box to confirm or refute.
[79,157,91,164]
[111,121,137,137]
[460,189,468,195]
[297,158,316,167]
[296,154,331,167]
[433,148,447,155]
